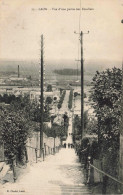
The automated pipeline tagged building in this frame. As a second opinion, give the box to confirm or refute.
[30,90,60,104]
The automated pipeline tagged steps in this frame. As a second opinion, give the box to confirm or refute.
[38,184,92,194]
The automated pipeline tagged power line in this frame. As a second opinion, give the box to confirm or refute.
[75,0,82,87]
[79,0,82,34]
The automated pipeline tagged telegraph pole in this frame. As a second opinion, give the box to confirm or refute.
[40,34,44,156]
[119,20,123,193]
[74,30,89,139]
[119,61,123,193]
[80,31,84,138]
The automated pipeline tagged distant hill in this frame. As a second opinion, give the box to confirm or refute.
[0,58,121,77]
[54,69,81,75]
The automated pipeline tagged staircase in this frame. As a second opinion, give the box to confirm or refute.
[38,183,92,195]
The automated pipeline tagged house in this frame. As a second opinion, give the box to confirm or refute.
[30,90,60,104]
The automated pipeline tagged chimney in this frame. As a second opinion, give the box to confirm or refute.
[18,65,20,78]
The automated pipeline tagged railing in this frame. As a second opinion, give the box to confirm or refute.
[44,143,60,156]
[26,145,44,163]
[1,144,61,183]
[87,157,123,193]
[26,144,61,163]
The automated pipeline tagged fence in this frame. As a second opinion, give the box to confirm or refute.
[87,157,123,194]
[0,132,61,183]
[26,132,61,163]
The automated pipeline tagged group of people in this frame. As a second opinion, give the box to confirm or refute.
[63,143,74,148]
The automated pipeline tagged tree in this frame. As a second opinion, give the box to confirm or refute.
[0,94,16,104]
[57,90,66,109]
[46,84,52,92]
[11,95,51,123]
[46,96,52,104]
[86,118,97,134]
[73,111,89,140]
[57,103,61,110]
[0,107,30,163]
[0,94,52,164]
[68,90,73,110]
[90,67,122,179]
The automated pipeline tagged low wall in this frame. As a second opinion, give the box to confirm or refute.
[26,132,60,163]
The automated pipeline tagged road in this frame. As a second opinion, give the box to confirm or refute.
[53,90,74,147]
[53,90,70,124]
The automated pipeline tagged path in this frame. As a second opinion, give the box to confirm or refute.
[54,90,70,124]
[0,149,91,195]
[59,90,70,114]
[65,111,73,147]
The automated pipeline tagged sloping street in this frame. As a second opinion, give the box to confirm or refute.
[0,148,91,195]
[0,90,91,194]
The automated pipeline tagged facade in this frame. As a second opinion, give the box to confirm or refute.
[30,90,60,104]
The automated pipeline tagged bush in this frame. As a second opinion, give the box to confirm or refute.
[0,108,30,162]
[46,84,52,92]
[90,67,122,189]
[46,97,52,104]
[57,90,66,109]
[68,90,73,109]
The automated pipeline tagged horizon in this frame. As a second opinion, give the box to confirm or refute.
[0,58,122,72]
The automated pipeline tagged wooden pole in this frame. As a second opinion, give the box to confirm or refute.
[80,31,84,139]
[40,35,44,157]
[119,62,123,193]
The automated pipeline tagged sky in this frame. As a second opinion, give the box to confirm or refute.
[0,0,123,67]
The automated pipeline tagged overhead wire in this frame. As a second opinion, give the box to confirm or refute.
[76,0,82,89]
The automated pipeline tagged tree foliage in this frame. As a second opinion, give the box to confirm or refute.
[45,96,52,104]
[46,84,52,92]
[0,94,16,104]
[68,90,73,110]
[0,106,31,161]
[0,94,51,161]
[90,67,122,176]
[73,112,88,140]
[57,90,66,109]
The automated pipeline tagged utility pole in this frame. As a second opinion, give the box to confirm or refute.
[40,34,44,157]
[119,61,123,193]
[119,20,123,193]
[74,30,89,139]
[80,31,84,138]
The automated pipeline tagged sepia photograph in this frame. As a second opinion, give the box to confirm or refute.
[0,0,123,194]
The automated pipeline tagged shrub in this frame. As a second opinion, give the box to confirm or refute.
[68,90,73,109]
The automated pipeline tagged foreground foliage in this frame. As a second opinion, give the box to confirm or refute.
[90,67,122,180]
